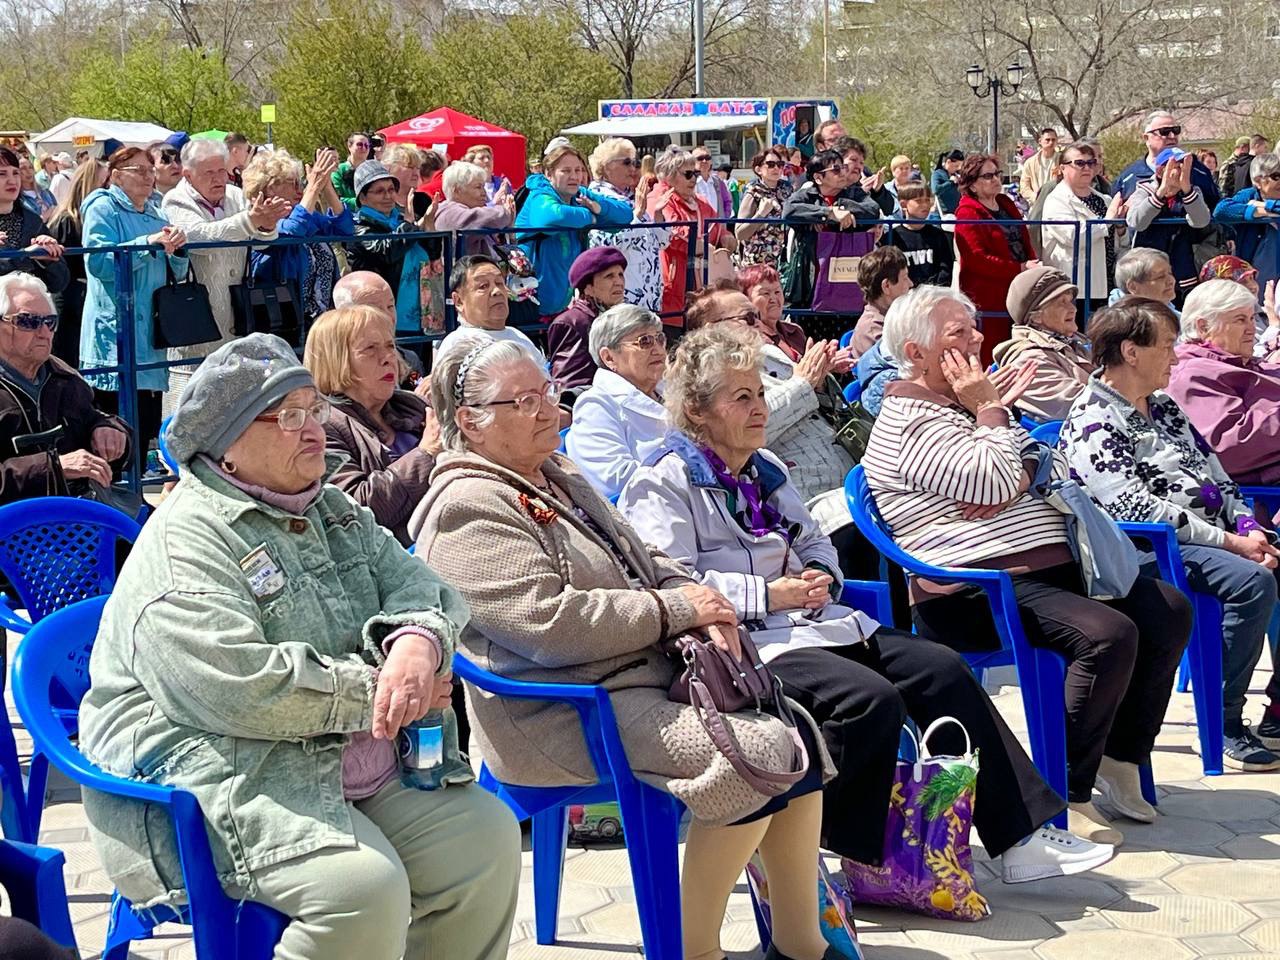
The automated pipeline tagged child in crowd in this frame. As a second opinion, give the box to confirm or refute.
[880,183,954,288]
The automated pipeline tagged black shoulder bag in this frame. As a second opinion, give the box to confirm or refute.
[229,254,304,345]
[152,257,220,349]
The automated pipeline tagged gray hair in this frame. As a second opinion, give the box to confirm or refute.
[1115,247,1171,293]
[881,285,976,379]
[0,272,54,315]
[181,138,230,169]
[442,161,488,201]
[588,137,636,180]
[663,324,763,442]
[1251,151,1280,185]
[1180,279,1259,341]
[1141,109,1177,133]
[655,144,693,183]
[429,336,544,452]
[589,304,662,366]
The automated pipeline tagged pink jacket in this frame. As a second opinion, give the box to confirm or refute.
[1165,339,1280,484]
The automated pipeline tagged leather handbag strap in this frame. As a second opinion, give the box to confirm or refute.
[686,674,808,795]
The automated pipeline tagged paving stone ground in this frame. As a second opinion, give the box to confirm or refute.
[5,635,1279,959]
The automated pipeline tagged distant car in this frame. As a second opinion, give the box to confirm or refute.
[567,802,623,841]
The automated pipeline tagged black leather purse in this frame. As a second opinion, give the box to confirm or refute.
[230,256,304,344]
[152,258,220,349]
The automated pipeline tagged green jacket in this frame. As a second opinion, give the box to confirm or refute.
[78,458,470,908]
[333,160,357,210]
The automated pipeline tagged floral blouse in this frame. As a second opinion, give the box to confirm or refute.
[588,179,669,314]
[1061,374,1260,548]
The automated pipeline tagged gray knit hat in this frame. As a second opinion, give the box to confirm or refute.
[353,160,399,200]
[167,333,315,464]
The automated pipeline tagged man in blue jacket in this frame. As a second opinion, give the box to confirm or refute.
[1112,109,1220,305]
[1213,151,1280,297]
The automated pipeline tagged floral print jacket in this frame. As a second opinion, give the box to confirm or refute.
[1061,374,1261,548]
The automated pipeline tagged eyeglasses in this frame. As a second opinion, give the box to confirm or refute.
[364,184,397,198]
[624,332,667,350]
[254,401,331,432]
[820,163,846,176]
[1066,158,1099,169]
[1147,125,1182,138]
[476,380,563,416]
[721,309,761,327]
[118,166,156,177]
[975,171,1002,181]
[353,140,371,149]
[679,170,698,180]
[158,151,180,164]
[761,160,785,169]
[612,157,639,167]
[2,312,58,332]
[1265,172,1280,183]
[693,155,711,163]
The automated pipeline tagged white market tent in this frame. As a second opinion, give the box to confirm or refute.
[28,117,174,156]
[562,114,763,137]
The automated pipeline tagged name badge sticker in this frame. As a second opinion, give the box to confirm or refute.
[240,544,287,599]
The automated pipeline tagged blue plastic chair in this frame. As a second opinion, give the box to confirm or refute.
[0,497,141,842]
[558,426,569,454]
[11,596,289,960]
[0,838,76,951]
[455,578,888,958]
[839,329,854,350]
[157,415,180,477]
[842,380,862,404]
[1029,420,1064,444]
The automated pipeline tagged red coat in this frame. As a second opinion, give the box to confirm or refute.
[955,193,1034,362]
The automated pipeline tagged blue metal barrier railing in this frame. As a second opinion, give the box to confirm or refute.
[0,210,1146,493]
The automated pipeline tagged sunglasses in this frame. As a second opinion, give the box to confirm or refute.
[158,151,180,163]
[353,140,371,149]
[613,157,639,167]
[693,155,711,162]
[625,332,667,350]
[1265,172,1280,183]
[722,309,761,327]
[3,312,59,332]
[1147,125,1182,137]
[1066,158,1099,169]
[975,171,1002,181]
[679,170,698,180]
[820,163,846,176]
[761,160,785,169]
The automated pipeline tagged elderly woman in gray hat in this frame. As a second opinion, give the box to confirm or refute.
[991,265,1093,422]
[77,333,520,960]
[566,303,670,499]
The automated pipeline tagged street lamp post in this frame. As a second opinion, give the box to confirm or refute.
[965,61,1024,156]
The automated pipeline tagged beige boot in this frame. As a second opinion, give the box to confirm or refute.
[1068,801,1124,847]
[1096,756,1157,823]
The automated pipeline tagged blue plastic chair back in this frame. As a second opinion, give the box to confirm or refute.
[157,416,180,477]
[11,597,288,959]
[839,329,854,349]
[558,426,569,454]
[842,380,862,404]
[1029,420,1063,445]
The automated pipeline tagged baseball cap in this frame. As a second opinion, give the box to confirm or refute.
[1154,147,1187,168]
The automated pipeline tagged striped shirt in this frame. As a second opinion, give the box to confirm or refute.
[863,381,1070,569]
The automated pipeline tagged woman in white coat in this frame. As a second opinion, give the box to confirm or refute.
[1040,141,1126,315]
[565,304,670,499]
[618,323,1113,887]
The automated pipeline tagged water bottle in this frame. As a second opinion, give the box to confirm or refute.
[144,448,162,478]
[398,710,446,790]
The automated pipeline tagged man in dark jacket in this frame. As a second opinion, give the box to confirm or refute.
[0,272,128,502]
[781,149,881,337]
[547,246,627,395]
[1113,110,1221,304]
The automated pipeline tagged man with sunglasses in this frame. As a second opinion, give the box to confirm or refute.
[147,142,184,196]
[0,272,128,501]
[333,132,373,210]
[1113,110,1220,304]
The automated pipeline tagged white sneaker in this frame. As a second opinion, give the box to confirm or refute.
[1000,825,1115,884]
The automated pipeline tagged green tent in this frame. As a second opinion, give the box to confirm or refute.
[191,129,229,141]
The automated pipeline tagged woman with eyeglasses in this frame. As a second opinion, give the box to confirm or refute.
[0,147,68,297]
[734,147,793,268]
[414,334,838,960]
[954,153,1038,363]
[80,146,188,448]
[650,144,736,321]
[79,334,520,960]
[148,141,184,195]
[1041,141,1127,313]
[586,137,670,314]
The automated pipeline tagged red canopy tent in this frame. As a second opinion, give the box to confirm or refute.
[378,107,528,189]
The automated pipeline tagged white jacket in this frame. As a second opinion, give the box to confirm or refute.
[160,180,279,361]
[566,368,669,500]
[619,433,879,663]
[1040,180,1117,301]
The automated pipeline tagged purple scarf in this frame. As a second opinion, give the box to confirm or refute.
[700,445,788,538]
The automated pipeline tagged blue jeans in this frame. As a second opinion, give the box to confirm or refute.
[1147,544,1280,729]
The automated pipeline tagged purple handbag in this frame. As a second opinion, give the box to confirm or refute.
[811,229,876,314]
[665,627,810,797]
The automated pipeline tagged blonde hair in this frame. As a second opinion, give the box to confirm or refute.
[303,306,396,395]
[48,160,107,230]
[664,324,763,441]
[241,149,302,202]
[382,143,423,170]
[890,154,911,171]
[588,137,636,179]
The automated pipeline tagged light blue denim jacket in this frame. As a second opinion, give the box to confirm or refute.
[78,458,470,907]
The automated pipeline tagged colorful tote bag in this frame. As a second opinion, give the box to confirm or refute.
[842,716,990,921]
[746,854,863,959]
[811,229,876,314]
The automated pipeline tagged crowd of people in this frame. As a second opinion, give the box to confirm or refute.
[2,113,1280,960]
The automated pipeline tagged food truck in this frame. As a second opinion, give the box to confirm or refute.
[563,97,839,173]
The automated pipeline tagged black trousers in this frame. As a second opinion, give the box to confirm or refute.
[912,564,1192,802]
[769,629,1063,863]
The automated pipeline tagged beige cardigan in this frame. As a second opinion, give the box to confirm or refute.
[410,451,832,824]
[991,324,1094,422]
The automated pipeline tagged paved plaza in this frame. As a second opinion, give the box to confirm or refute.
[6,639,1280,960]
